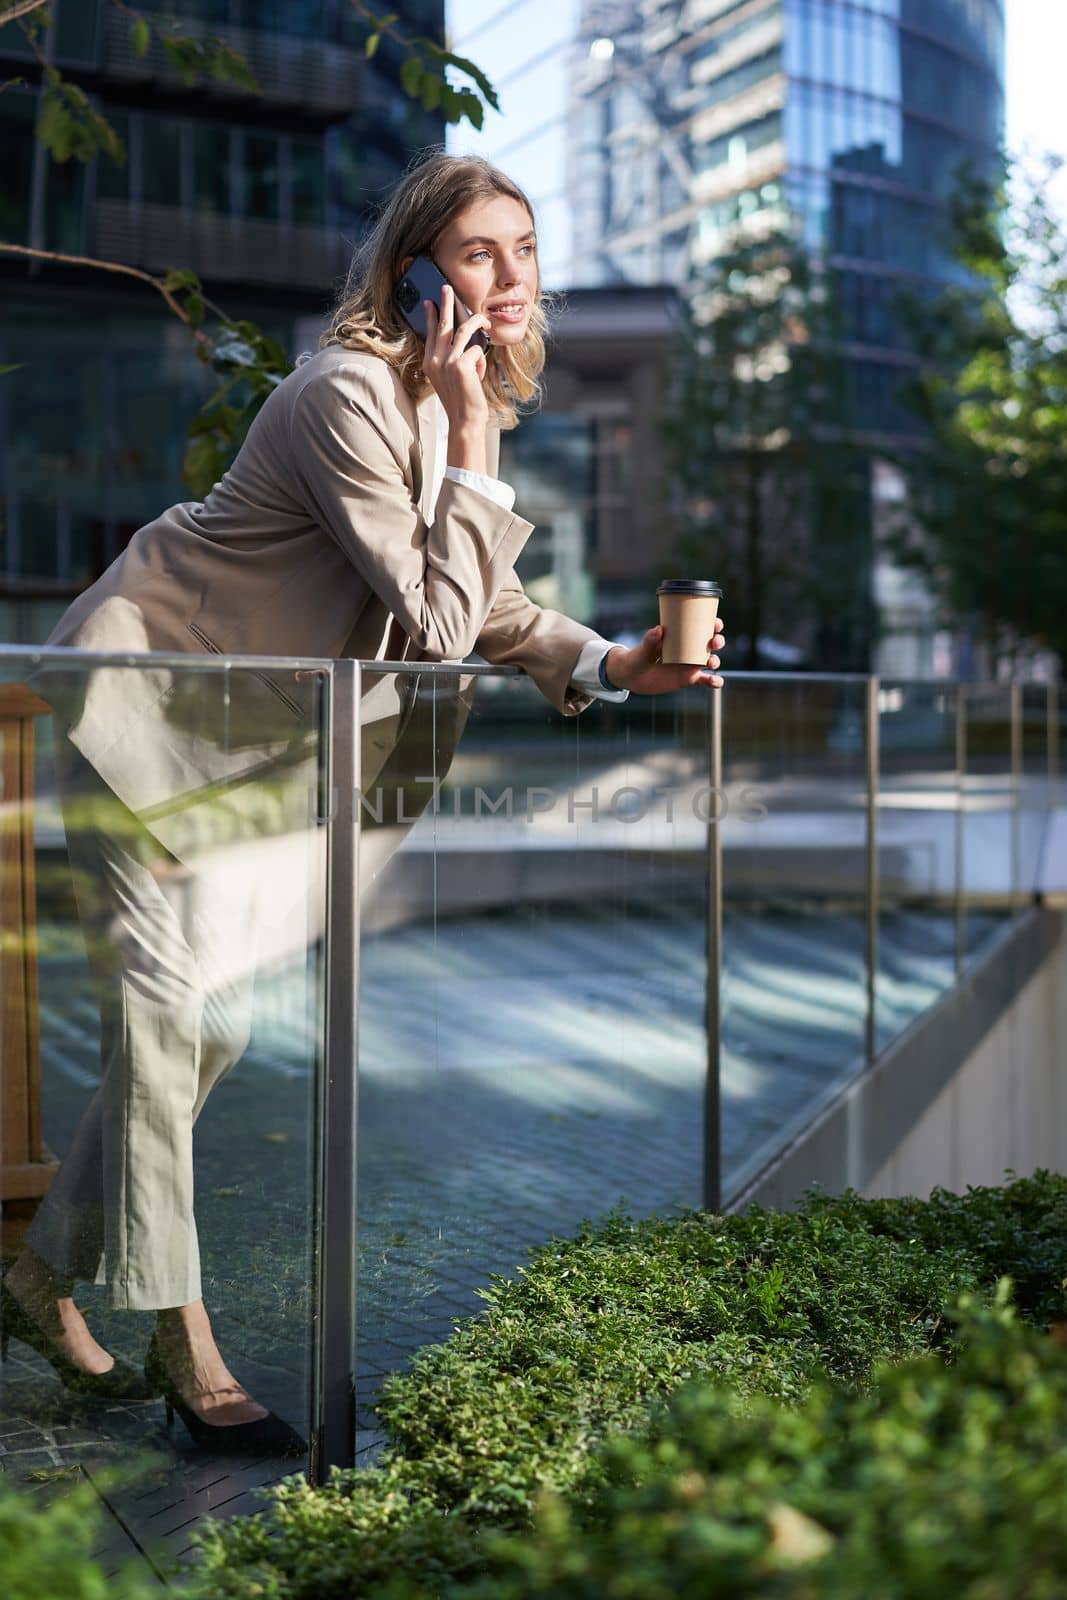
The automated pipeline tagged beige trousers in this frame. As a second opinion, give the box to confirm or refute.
[26,749,260,1311]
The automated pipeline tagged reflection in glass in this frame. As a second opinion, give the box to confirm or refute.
[1,654,326,1518]
[875,682,960,1051]
[960,684,1015,961]
[1019,685,1051,902]
[719,677,869,1197]
[353,668,711,1424]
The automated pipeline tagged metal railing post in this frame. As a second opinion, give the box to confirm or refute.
[1049,682,1060,812]
[1010,681,1022,909]
[865,677,880,1065]
[704,685,723,1214]
[311,658,360,1481]
[955,686,967,976]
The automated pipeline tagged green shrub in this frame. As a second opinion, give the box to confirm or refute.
[808,1171,1067,1326]
[449,1284,1067,1600]
[0,1475,156,1600]
[190,1195,984,1599]
[21,1173,1062,1600]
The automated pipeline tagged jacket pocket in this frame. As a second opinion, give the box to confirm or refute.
[186,620,304,720]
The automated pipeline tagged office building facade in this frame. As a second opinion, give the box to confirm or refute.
[448,0,1005,666]
[571,0,1003,435]
[0,0,444,642]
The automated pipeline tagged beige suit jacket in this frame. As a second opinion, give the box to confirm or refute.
[42,345,600,866]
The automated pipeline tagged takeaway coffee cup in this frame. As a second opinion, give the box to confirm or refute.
[657,579,723,666]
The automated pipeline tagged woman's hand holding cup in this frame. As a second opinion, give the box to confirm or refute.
[602,618,726,695]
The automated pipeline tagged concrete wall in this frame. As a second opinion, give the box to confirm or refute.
[729,909,1067,1213]
[866,918,1067,1199]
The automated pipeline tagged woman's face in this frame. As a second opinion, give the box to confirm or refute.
[432,193,538,347]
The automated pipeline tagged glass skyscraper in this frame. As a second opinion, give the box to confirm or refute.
[570,0,1004,434]
[448,0,1004,666]
[0,0,445,642]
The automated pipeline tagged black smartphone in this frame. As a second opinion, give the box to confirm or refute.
[395,256,490,350]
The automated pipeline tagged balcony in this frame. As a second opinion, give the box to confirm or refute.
[1,648,1064,1566]
[93,198,352,289]
[101,9,362,119]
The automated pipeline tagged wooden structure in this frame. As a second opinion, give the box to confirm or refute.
[1,684,58,1229]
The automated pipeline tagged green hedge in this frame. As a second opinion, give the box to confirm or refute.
[0,1476,152,1600]
[4,1174,1066,1599]
[448,1286,1067,1600]
[188,1173,1067,1600]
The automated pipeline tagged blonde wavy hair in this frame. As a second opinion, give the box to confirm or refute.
[321,151,548,429]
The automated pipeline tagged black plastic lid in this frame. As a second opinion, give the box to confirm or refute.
[656,578,722,597]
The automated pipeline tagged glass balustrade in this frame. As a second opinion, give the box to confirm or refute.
[960,683,1017,959]
[0,648,328,1566]
[717,674,871,1201]
[1020,684,1054,899]
[352,665,712,1433]
[875,680,962,1050]
[1,646,1055,1542]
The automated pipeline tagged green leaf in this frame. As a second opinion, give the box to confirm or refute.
[400,53,423,97]
[0,363,24,375]
[163,267,201,292]
[207,41,259,94]
[420,69,442,112]
[459,88,484,130]
[183,433,228,498]
[365,31,380,59]
[161,35,201,86]
[35,69,122,164]
[131,17,150,58]
[443,50,500,109]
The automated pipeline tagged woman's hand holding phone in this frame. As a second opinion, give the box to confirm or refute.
[422,285,492,473]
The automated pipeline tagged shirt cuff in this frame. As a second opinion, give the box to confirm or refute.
[571,638,630,702]
[444,465,516,513]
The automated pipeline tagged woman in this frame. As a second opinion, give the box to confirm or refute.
[1,152,725,1454]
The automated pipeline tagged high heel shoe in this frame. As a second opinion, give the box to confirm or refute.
[143,1332,306,1459]
[0,1278,156,1401]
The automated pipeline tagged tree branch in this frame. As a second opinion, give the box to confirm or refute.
[0,240,211,348]
[0,0,51,24]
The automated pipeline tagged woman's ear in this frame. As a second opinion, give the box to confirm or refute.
[398,255,413,278]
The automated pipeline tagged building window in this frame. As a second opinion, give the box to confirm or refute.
[192,123,231,213]
[96,109,130,201]
[0,91,36,243]
[243,133,281,220]
[141,115,182,205]
[694,111,782,174]
[291,138,325,225]
[45,156,86,253]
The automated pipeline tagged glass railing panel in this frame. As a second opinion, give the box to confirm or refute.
[875,681,961,1051]
[0,650,327,1562]
[718,675,870,1199]
[1019,684,1052,897]
[354,665,711,1430]
[961,683,1015,959]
